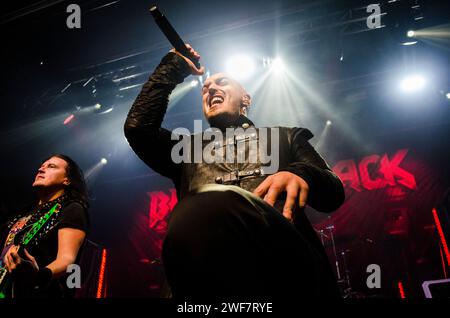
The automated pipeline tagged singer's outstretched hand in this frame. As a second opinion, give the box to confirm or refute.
[171,44,205,75]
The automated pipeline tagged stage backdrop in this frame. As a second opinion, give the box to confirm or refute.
[102,125,449,298]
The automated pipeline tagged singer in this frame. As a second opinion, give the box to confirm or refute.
[124,45,345,297]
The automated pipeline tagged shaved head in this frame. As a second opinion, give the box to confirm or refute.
[201,73,251,128]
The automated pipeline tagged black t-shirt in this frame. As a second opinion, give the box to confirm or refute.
[28,201,89,268]
[1,199,89,298]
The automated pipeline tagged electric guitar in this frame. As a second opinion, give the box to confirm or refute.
[0,203,61,298]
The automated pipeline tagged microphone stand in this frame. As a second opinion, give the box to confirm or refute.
[326,224,341,282]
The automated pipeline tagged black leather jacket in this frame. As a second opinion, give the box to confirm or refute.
[124,52,345,214]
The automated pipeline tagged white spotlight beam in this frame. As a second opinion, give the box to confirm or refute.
[85,158,108,181]
[226,55,256,80]
[400,75,426,92]
[167,80,199,110]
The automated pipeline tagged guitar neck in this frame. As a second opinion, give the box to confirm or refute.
[22,203,60,246]
[0,203,61,266]
[0,202,61,298]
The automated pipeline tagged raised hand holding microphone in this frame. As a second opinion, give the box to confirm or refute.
[150,5,204,75]
[170,44,205,76]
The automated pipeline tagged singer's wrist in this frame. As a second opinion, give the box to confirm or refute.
[163,52,192,78]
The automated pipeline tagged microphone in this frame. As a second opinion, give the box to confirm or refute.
[149,5,201,69]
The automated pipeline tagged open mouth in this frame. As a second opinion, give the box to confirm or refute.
[209,95,224,109]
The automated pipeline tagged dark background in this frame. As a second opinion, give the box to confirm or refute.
[1,0,449,297]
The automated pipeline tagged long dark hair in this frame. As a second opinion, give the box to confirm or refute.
[41,154,89,208]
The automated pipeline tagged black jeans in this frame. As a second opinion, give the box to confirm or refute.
[162,184,339,297]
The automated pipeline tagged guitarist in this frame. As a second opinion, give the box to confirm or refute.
[0,154,89,298]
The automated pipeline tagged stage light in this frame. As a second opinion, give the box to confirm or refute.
[402,41,418,46]
[168,80,200,110]
[226,55,256,80]
[96,249,107,298]
[407,30,415,37]
[94,103,102,110]
[271,57,285,75]
[85,158,109,180]
[272,57,284,69]
[398,281,406,298]
[61,83,71,93]
[119,83,143,91]
[83,77,94,87]
[63,114,75,125]
[446,93,450,100]
[314,120,332,152]
[98,107,114,115]
[400,75,426,92]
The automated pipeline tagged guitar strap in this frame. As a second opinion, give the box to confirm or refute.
[0,216,32,262]
[1,194,70,260]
